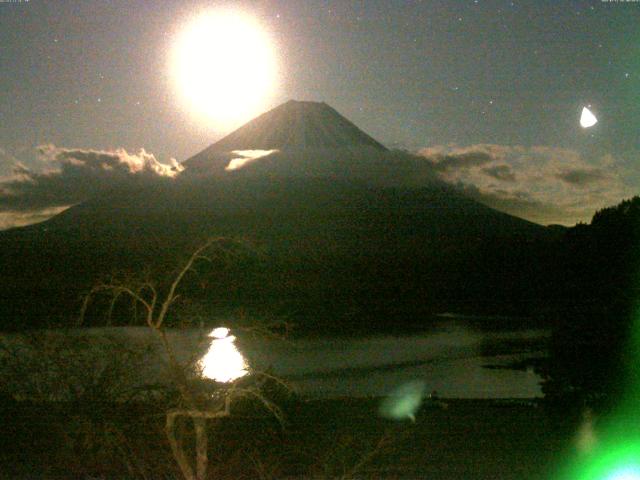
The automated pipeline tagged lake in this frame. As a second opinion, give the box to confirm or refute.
[0,316,549,401]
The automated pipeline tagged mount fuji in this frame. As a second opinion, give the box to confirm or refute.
[184,100,391,177]
[0,100,554,333]
[190,100,387,158]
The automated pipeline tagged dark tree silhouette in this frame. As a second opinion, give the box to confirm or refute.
[541,197,640,409]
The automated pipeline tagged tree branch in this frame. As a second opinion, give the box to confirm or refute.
[154,238,224,329]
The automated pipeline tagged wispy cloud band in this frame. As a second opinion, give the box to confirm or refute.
[0,145,183,229]
[418,144,632,225]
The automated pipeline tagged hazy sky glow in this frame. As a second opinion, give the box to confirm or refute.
[0,0,638,227]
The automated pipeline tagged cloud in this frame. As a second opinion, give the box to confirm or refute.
[186,145,443,188]
[0,207,69,230]
[456,184,570,225]
[555,168,606,186]
[1,141,631,230]
[0,147,20,177]
[481,165,516,182]
[185,142,632,225]
[429,152,493,172]
[417,144,633,225]
[0,145,183,229]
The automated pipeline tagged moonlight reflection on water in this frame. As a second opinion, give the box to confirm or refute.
[197,327,249,383]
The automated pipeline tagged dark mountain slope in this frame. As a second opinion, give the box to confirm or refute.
[0,176,553,333]
[0,101,556,333]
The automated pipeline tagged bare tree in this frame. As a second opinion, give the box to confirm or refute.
[79,237,286,480]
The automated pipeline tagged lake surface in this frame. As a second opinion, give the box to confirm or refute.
[241,320,548,399]
[0,317,549,400]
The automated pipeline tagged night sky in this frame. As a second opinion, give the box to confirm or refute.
[0,0,638,228]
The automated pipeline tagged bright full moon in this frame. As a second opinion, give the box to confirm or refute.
[171,10,278,129]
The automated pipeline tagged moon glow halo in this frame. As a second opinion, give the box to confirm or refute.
[171,10,278,129]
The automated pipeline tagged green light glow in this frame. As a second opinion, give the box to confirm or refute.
[379,381,426,421]
[563,439,640,480]
[605,467,640,480]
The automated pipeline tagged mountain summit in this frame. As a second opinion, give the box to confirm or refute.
[184,100,387,171]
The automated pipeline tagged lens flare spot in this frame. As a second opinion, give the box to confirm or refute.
[580,106,598,128]
[379,381,427,422]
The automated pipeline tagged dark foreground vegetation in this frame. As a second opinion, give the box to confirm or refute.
[541,196,640,409]
[0,396,577,480]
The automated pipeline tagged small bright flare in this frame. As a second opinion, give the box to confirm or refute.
[580,107,598,128]
[171,9,278,128]
[198,327,249,383]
